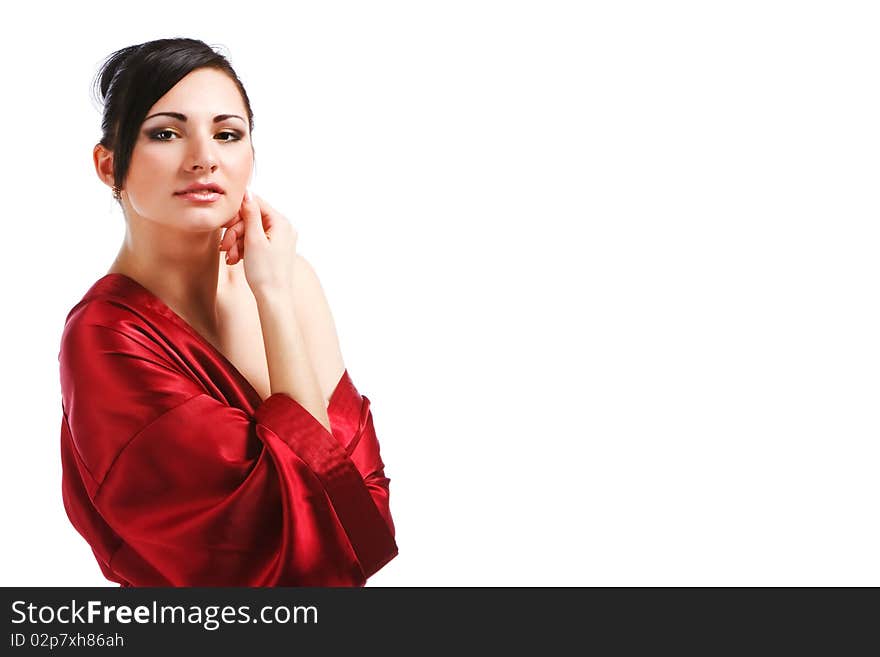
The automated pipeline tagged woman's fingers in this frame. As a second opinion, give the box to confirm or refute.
[227,241,239,264]
[221,220,244,251]
[226,236,246,266]
[241,190,268,247]
[222,194,272,256]
[252,193,278,232]
[224,190,281,267]
[221,212,240,229]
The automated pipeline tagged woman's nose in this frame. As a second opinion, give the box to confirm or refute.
[186,134,218,171]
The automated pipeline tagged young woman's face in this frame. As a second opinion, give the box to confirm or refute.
[124,67,253,232]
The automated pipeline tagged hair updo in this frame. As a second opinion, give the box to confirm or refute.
[92,37,256,203]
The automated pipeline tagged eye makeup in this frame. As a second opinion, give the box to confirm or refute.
[147,128,243,142]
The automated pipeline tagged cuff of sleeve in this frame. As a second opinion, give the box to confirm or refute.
[327,369,369,453]
[255,392,347,475]
[327,366,359,415]
[254,390,397,578]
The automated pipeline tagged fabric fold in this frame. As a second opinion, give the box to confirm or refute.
[58,273,397,586]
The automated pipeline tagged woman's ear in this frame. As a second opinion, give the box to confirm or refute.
[93,143,115,189]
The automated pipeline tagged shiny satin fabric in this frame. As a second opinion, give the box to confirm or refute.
[58,273,397,586]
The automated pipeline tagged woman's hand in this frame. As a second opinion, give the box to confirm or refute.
[219,190,298,295]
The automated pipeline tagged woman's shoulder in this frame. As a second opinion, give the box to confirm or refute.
[60,275,173,373]
[59,279,205,471]
[62,296,147,353]
[64,274,146,326]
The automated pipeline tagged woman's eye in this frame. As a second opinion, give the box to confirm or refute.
[150,130,242,142]
[151,129,176,141]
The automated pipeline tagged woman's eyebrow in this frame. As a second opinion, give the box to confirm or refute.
[143,112,245,124]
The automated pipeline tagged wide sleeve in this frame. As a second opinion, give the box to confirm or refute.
[60,305,398,586]
[326,370,396,540]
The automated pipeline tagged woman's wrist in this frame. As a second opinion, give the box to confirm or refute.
[252,281,295,309]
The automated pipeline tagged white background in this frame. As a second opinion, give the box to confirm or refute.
[0,1,877,586]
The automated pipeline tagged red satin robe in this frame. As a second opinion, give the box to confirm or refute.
[59,273,398,586]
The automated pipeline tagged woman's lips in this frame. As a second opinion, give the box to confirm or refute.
[175,190,223,202]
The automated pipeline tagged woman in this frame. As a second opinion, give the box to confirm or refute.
[59,38,398,586]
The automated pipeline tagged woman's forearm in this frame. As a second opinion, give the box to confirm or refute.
[254,285,332,433]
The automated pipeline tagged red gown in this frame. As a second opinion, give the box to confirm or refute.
[59,273,398,586]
